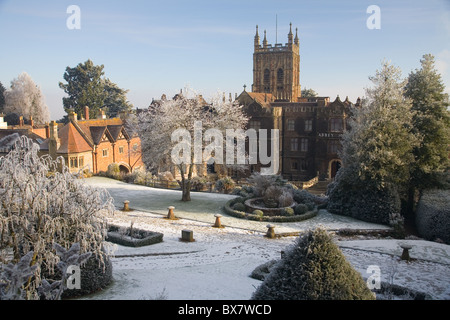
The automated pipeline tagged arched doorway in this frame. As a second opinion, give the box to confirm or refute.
[118,164,130,174]
[329,160,342,179]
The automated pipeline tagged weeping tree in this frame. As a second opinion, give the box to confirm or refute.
[0,136,114,299]
[137,89,249,201]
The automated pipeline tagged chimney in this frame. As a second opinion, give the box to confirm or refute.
[19,116,24,126]
[0,113,7,129]
[98,109,106,119]
[45,122,50,138]
[29,116,34,127]
[68,111,77,122]
[84,106,89,120]
[49,120,60,159]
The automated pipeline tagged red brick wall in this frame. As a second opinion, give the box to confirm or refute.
[93,137,143,173]
[96,141,114,173]
[128,136,143,170]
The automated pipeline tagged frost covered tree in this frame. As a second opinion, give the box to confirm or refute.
[3,72,50,124]
[0,81,6,113]
[327,61,419,224]
[0,136,114,299]
[404,54,450,194]
[136,89,249,201]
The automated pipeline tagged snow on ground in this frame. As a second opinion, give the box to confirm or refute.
[80,177,450,300]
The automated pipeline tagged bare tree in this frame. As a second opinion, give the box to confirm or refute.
[136,89,249,201]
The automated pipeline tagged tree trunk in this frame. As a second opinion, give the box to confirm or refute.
[179,164,192,202]
[182,185,191,202]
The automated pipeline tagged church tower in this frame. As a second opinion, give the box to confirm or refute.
[252,23,301,102]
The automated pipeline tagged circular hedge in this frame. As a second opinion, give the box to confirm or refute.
[223,197,318,223]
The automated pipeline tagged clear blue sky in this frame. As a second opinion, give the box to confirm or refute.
[1,0,449,120]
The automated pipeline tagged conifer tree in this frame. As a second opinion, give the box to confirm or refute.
[404,54,450,192]
[327,60,418,225]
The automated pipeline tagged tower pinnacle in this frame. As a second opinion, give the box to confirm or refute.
[288,22,293,44]
[254,25,260,48]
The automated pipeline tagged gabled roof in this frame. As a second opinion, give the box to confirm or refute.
[53,117,135,155]
[57,122,92,154]
[76,118,122,144]
[107,125,128,141]
[89,126,108,145]
[246,92,275,108]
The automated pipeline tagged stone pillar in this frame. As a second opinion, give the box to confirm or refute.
[167,206,176,220]
[266,224,276,239]
[213,214,223,228]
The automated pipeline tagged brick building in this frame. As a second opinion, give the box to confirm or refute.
[0,107,143,174]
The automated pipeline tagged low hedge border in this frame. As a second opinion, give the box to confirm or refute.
[223,197,318,223]
[106,225,164,247]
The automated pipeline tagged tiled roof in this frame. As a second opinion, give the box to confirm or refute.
[89,126,108,145]
[106,125,123,141]
[245,92,275,108]
[40,117,134,155]
[57,122,93,154]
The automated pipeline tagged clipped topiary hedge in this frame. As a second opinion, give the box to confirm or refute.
[106,225,164,247]
[251,228,375,300]
[415,189,450,244]
[327,168,401,225]
[223,197,317,223]
[62,252,113,298]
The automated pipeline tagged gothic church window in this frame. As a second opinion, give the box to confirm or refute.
[263,69,270,92]
[300,138,308,152]
[287,119,295,131]
[277,68,284,84]
[330,118,343,132]
[304,119,312,132]
[290,138,298,151]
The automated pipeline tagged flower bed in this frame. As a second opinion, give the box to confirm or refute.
[223,197,317,223]
[106,225,163,247]
[244,197,296,216]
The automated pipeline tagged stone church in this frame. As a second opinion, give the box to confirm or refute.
[237,24,360,182]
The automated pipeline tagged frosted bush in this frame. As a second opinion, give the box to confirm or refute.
[278,189,294,207]
[246,173,286,197]
[107,163,121,180]
[215,176,235,193]
[158,171,174,181]
[0,136,114,299]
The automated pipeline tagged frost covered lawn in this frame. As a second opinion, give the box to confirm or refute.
[81,177,450,300]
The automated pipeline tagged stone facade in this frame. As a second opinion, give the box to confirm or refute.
[237,24,360,181]
[252,24,301,102]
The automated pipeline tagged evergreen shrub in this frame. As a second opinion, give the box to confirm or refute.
[251,228,375,300]
[416,189,450,244]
